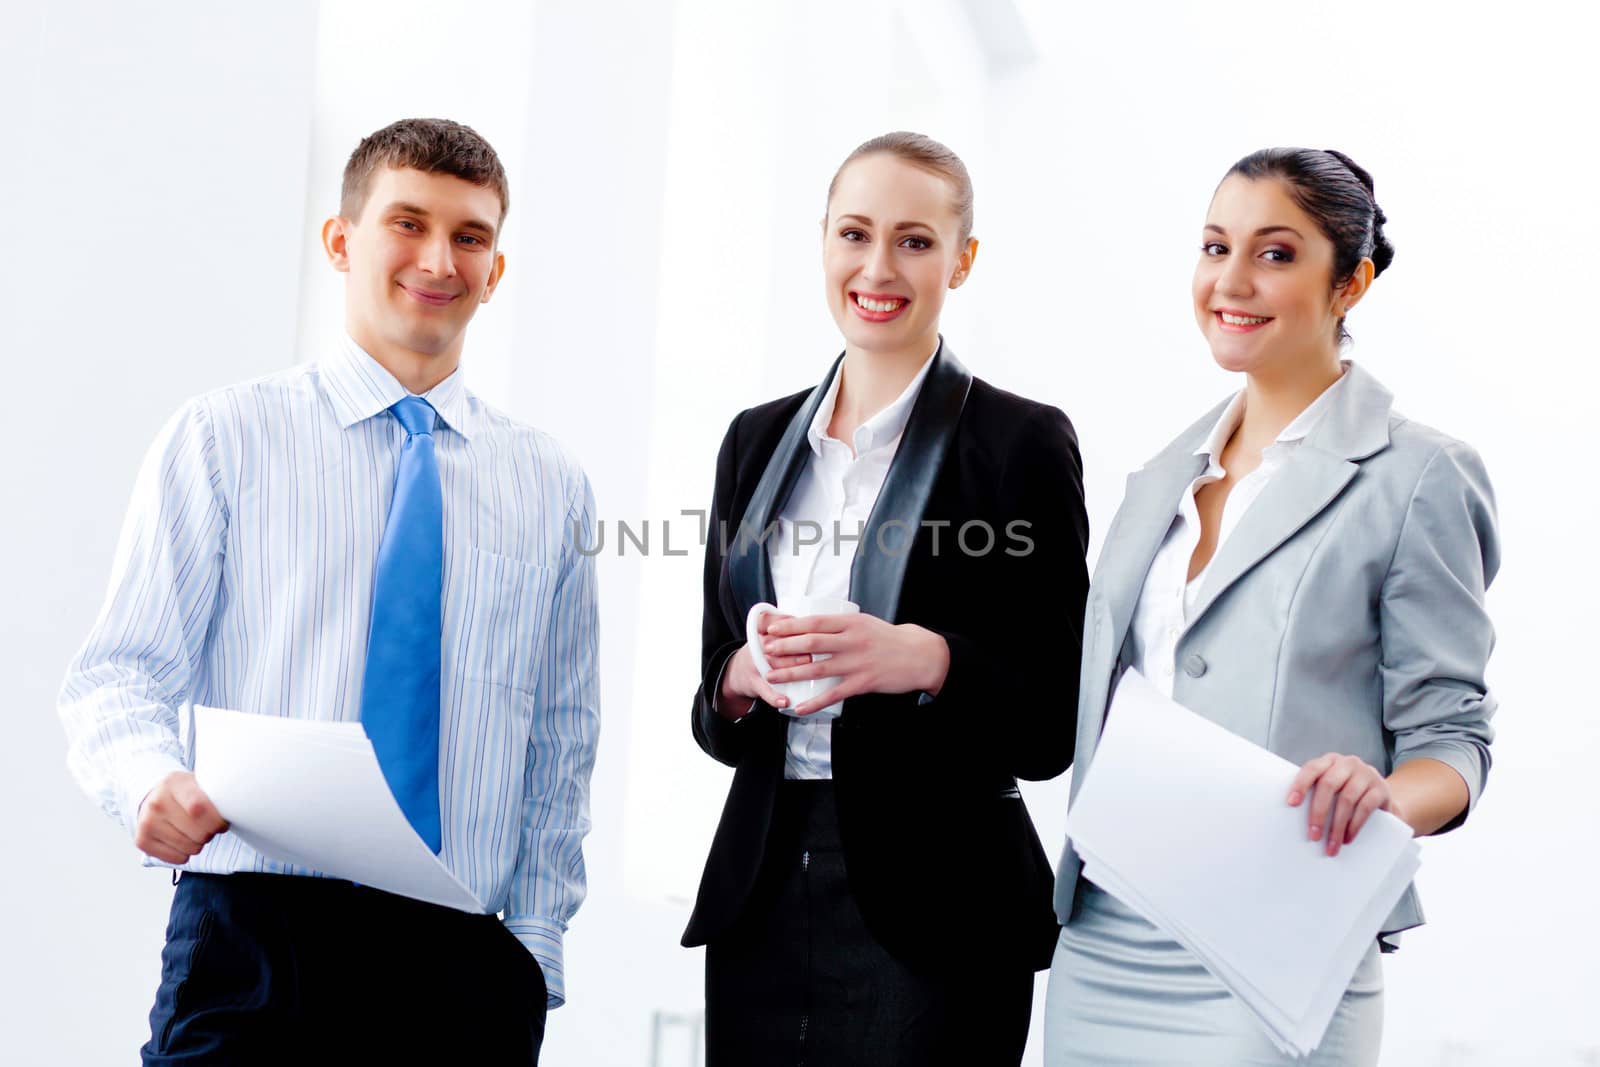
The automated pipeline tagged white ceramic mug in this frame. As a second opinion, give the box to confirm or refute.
[744,595,860,719]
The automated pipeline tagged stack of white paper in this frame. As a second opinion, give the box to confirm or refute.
[1064,670,1420,1057]
[192,706,486,913]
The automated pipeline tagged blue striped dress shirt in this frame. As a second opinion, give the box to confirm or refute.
[59,336,600,1007]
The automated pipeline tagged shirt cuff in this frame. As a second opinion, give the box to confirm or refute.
[503,914,568,1008]
[117,749,190,838]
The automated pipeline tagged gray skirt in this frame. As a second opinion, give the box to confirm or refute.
[1043,882,1383,1066]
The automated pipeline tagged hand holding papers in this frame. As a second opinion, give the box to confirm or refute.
[192,706,485,913]
[1064,670,1420,1057]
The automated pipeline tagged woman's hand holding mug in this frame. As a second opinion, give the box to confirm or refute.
[758,603,950,718]
[715,610,812,720]
[740,596,861,719]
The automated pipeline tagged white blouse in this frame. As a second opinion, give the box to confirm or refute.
[1128,367,1350,697]
[769,353,936,779]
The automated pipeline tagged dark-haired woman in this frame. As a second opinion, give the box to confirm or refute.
[1044,149,1499,1065]
[682,132,1090,1066]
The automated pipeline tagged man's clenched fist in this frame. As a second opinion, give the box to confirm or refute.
[135,771,228,864]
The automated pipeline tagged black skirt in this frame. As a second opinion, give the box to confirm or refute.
[705,780,1034,1066]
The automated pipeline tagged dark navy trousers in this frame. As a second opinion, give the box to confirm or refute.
[143,872,546,1065]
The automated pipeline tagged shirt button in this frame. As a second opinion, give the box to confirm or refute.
[1184,654,1208,678]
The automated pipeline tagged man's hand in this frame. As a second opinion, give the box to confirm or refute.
[135,771,228,864]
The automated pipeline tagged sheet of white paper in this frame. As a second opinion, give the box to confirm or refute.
[1080,851,1307,1055]
[1066,669,1420,1056]
[192,706,485,913]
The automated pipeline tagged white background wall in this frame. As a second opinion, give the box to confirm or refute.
[5,1,1597,1064]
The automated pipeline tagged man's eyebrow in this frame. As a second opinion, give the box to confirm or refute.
[384,201,496,237]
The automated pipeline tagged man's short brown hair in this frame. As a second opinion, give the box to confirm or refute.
[340,118,510,224]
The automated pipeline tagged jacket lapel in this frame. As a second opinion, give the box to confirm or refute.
[727,357,842,618]
[1097,452,1208,650]
[1183,451,1358,625]
[849,342,972,623]
[1093,393,1229,655]
[1185,362,1395,629]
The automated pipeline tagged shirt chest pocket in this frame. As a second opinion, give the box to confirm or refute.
[442,546,555,695]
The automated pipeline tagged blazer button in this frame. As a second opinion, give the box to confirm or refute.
[1183,653,1207,678]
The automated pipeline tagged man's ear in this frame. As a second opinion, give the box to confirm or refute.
[480,252,507,305]
[322,216,351,272]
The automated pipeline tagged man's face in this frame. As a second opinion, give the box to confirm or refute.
[326,165,505,362]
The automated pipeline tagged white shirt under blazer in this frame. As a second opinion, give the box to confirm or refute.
[1055,360,1500,945]
[1130,368,1348,697]
[769,352,935,779]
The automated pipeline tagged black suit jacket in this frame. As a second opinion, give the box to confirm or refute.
[680,345,1090,973]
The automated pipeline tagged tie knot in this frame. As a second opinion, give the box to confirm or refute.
[391,396,437,437]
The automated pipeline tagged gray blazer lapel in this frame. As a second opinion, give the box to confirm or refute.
[1184,450,1358,625]
[1067,452,1203,771]
[850,342,972,623]
[1093,392,1230,654]
[1097,454,1207,647]
[727,357,842,617]
[1185,362,1395,628]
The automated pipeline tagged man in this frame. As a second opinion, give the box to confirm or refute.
[59,118,599,1064]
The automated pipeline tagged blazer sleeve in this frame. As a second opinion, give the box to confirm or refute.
[690,410,778,767]
[1380,440,1500,832]
[921,404,1091,781]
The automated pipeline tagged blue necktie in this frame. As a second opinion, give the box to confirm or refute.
[360,396,444,853]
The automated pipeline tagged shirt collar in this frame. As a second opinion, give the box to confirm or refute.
[807,348,938,458]
[322,334,476,439]
[1193,361,1351,461]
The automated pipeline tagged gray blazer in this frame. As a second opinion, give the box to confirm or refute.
[1054,362,1500,943]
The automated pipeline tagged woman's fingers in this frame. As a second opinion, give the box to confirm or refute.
[765,654,858,686]
[763,631,845,658]
[1307,759,1355,841]
[791,679,858,717]
[764,613,855,638]
[1287,753,1338,806]
[754,678,791,709]
[754,611,792,637]
[1289,753,1390,855]
[729,645,787,708]
[1326,782,1367,856]
[744,661,789,709]
[1345,788,1388,844]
